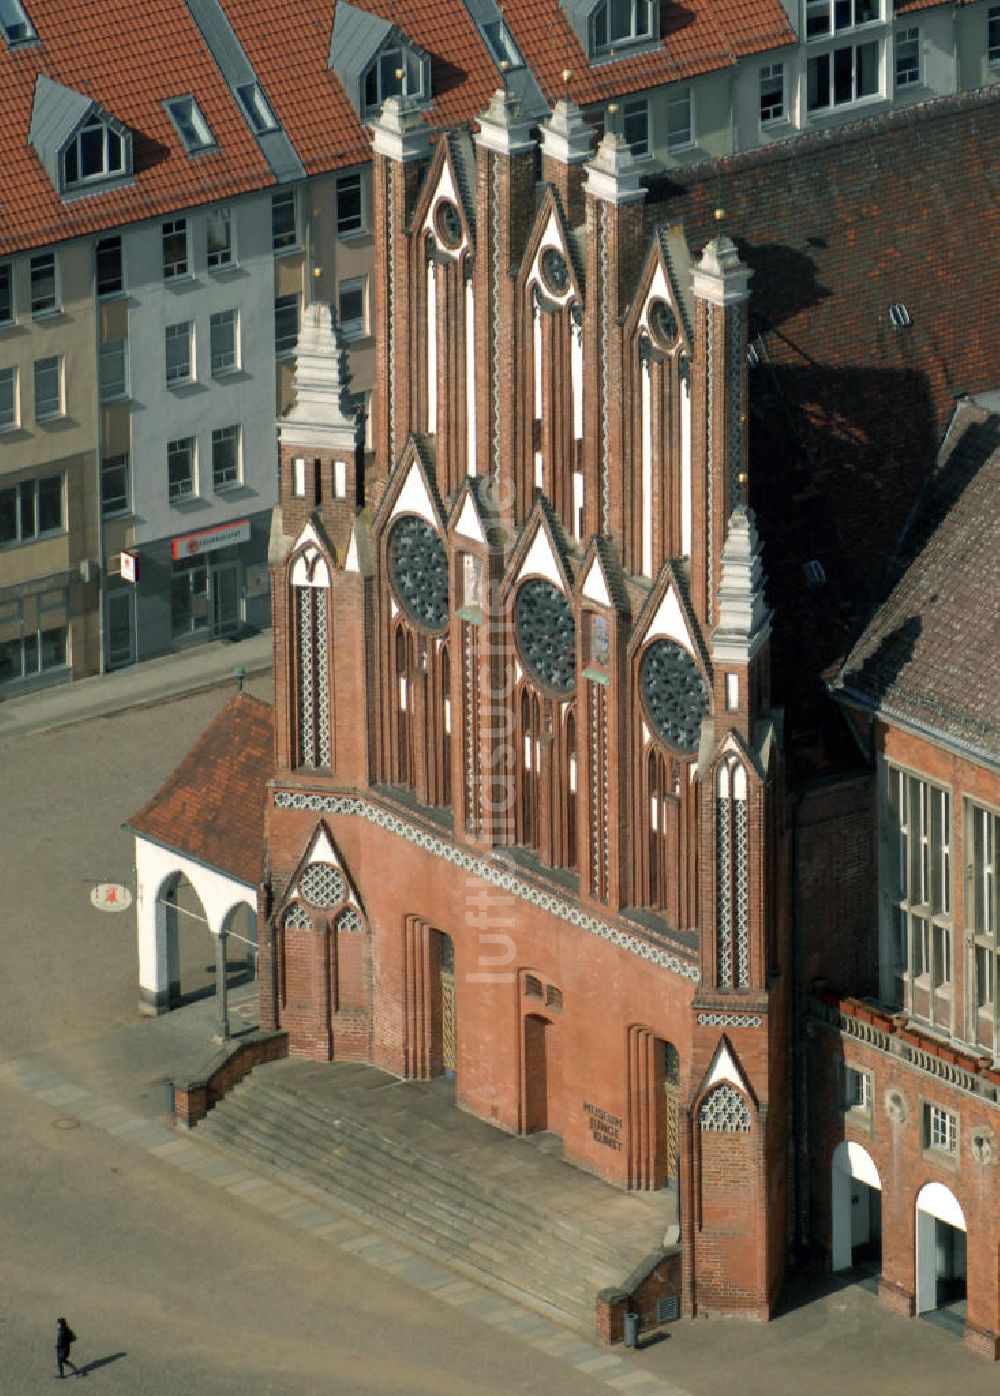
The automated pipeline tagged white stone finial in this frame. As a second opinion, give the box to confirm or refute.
[474,87,534,155]
[371,94,430,163]
[583,130,645,205]
[693,234,751,306]
[712,505,771,664]
[280,301,359,452]
[540,98,593,166]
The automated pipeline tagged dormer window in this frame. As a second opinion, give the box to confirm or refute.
[482,19,523,70]
[165,96,215,154]
[0,0,35,46]
[235,82,278,135]
[592,0,655,52]
[363,46,424,116]
[63,116,127,190]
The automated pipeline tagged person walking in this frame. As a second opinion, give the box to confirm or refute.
[55,1317,79,1379]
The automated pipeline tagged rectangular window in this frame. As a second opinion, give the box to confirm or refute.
[844,1065,872,1111]
[34,355,62,419]
[0,474,63,545]
[808,40,880,110]
[210,309,238,375]
[165,321,193,385]
[667,88,693,151]
[0,261,13,323]
[0,0,36,45]
[338,277,367,341]
[336,172,364,236]
[333,459,347,499]
[101,452,130,517]
[236,82,278,134]
[924,1103,957,1156]
[170,556,209,636]
[886,767,952,1027]
[95,236,123,297]
[162,219,189,279]
[968,800,999,1050]
[895,27,920,88]
[990,6,1000,65]
[0,365,17,430]
[0,624,67,684]
[622,98,649,157]
[206,207,233,269]
[292,456,306,497]
[807,0,879,38]
[30,252,57,315]
[759,62,785,124]
[211,424,241,490]
[165,95,215,153]
[98,339,128,402]
[274,293,299,356]
[271,191,297,252]
[168,436,196,501]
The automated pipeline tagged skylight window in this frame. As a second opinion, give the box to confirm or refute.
[165,97,215,153]
[482,19,523,70]
[235,83,278,135]
[0,0,36,46]
[888,301,912,329]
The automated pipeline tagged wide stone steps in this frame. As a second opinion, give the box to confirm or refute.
[195,1063,670,1331]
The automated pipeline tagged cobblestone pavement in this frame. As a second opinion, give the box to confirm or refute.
[1,667,998,1394]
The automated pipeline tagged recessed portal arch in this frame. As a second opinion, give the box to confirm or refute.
[831,1140,882,1275]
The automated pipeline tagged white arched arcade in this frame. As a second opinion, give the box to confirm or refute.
[831,1140,882,1273]
[135,835,257,1027]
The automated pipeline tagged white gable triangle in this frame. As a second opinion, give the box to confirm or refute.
[581,553,611,607]
[307,827,338,865]
[389,458,439,528]
[454,491,486,543]
[345,526,360,573]
[645,582,695,653]
[705,1039,748,1092]
[292,521,321,552]
[517,524,563,588]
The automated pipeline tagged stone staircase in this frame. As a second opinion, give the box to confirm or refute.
[195,1059,675,1332]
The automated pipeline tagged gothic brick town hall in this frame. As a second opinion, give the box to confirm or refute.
[130,88,1000,1356]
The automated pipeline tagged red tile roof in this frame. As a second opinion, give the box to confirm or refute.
[128,693,274,885]
[652,88,1000,777]
[500,0,795,107]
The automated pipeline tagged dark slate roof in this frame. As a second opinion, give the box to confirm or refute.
[651,87,1000,779]
[833,401,1000,769]
[128,694,274,885]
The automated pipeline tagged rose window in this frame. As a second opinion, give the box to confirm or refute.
[299,862,345,909]
[388,516,450,633]
[640,639,709,752]
[514,579,576,695]
[648,298,678,348]
[540,247,570,297]
[435,199,463,249]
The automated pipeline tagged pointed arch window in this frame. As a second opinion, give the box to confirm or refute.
[291,548,332,770]
[716,757,749,988]
[699,1082,751,1132]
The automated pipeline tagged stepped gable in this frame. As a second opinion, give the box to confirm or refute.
[652,88,1000,778]
[834,400,1000,767]
[128,693,274,885]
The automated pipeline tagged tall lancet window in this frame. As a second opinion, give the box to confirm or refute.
[716,756,749,988]
[291,547,332,769]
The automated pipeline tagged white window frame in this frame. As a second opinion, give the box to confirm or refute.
[895,26,920,89]
[33,354,63,420]
[0,365,17,430]
[162,218,190,280]
[236,82,278,135]
[209,309,239,376]
[29,252,59,317]
[165,321,194,387]
[759,61,786,126]
[667,88,693,152]
[165,96,215,153]
[924,1102,958,1156]
[843,1064,872,1113]
[62,115,127,189]
[336,171,365,237]
[363,45,425,116]
[807,38,882,112]
[338,276,367,341]
[805,0,881,41]
[271,191,298,253]
[167,436,197,502]
[205,207,234,271]
[591,0,655,54]
[211,424,242,491]
[0,472,64,544]
[274,292,299,358]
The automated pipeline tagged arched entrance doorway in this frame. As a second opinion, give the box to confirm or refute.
[915,1182,967,1321]
[831,1141,882,1276]
[523,1013,552,1132]
[431,930,457,1080]
[625,1027,681,1189]
[160,871,215,1008]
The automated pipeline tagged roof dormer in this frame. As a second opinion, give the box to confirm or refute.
[563,0,659,62]
[29,76,132,199]
[329,1,430,120]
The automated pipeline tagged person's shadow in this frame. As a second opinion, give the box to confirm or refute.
[74,1352,127,1377]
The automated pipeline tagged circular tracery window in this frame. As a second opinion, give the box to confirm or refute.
[388,516,450,633]
[648,298,678,349]
[435,199,463,249]
[299,862,345,909]
[540,247,570,297]
[640,639,708,752]
[514,579,576,695]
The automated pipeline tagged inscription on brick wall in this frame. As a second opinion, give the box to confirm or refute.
[584,1101,623,1151]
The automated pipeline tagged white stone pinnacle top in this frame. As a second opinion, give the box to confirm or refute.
[280,301,359,451]
[540,98,594,166]
[371,94,430,163]
[693,234,751,306]
[583,130,645,206]
[474,87,534,155]
[712,504,771,664]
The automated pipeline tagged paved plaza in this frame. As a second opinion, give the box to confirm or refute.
[1,653,998,1393]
